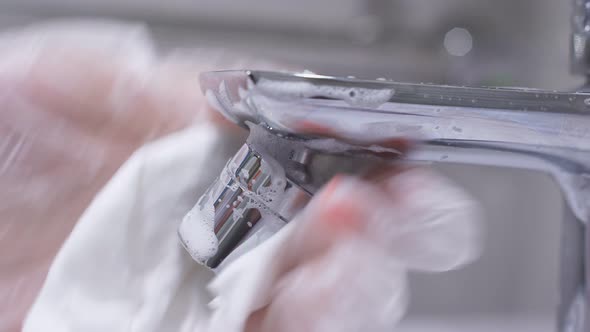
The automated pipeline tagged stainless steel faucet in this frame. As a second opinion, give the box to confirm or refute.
[180,69,590,331]
[177,2,590,331]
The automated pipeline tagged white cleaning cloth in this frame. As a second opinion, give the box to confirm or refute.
[24,121,481,332]
[23,123,232,332]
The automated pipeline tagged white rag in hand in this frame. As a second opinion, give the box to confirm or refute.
[23,123,231,332]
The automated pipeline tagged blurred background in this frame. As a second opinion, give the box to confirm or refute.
[0,0,581,331]
[0,0,583,89]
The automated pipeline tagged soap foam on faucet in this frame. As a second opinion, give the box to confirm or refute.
[178,194,218,263]
[256,78,395,108]
[178,133,292,267]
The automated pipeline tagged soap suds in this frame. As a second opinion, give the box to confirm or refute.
[256,78,395,108]
[178,191,218,263]
[178,137,290,266]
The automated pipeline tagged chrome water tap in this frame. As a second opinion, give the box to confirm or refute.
[176,2,590,330]
[177,69,590,332]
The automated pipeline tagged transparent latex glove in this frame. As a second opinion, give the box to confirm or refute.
[0,20,278,331]
[208,168,483,332]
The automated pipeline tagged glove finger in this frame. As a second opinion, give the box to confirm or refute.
[254,239,407,332]
[240,168,481,331]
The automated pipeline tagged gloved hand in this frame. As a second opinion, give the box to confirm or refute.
[0,20,275,331]
[210,167,482,332]
[2,20,482,332]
